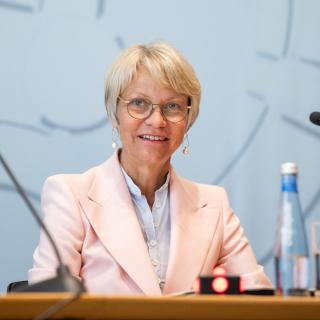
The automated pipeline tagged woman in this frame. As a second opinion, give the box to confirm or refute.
[28,41,272,295]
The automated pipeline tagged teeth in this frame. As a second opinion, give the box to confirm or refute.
[141,135,166,141]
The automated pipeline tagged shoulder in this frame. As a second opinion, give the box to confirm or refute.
[42,153,116,198]
[42,151,122,202]
[43,164,100,196]
[178,174,224,193]
[172,172,230,208]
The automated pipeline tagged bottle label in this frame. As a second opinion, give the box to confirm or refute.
[282,175,298,193]
[293,256,308,288]
[276,255,309,294]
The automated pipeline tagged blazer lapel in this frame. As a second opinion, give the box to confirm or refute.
[79,152,161,295]
[163,170,221,294]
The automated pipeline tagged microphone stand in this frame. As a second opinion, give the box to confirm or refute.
[0,152,85,293]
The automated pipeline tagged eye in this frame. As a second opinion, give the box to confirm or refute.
[130,98,147,107]
[164,102,182,112]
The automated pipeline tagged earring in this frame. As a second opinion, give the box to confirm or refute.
[111,127,119,149]
[182,133,189,155]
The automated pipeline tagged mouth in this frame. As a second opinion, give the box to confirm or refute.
[138,134,168,142]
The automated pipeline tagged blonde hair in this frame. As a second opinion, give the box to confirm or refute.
[104,41,201,130]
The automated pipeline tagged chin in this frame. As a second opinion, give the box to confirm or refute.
[137,150,171,166]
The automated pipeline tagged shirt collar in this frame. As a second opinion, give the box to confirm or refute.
[121,166,170,199]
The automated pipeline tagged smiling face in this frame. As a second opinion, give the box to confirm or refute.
[115,68,188,172]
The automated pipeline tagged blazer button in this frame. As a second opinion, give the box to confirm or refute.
[149,240,157,247]
[155,201,161,209]
[152,259,159,267]
[158,279,165,289]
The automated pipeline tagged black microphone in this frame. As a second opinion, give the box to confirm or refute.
[0,152,85,293]
[310,112,320,126]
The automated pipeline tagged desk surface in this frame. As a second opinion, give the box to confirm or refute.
[1,293,320,320]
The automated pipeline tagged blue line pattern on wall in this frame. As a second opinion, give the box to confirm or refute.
[115,36,125,50]
[0,183,41,202]
[213,91,269,184]
[282,115,320,140]
[304,187,320,219]
[38,0,44,11]
[282,0,294,57]
[0,120,49,136]
[0,0,33,13]
[299,56,320,69]
[96,0,106,19]
[247,90,266,102]
[40,116,108,134]
[256,51,279,62]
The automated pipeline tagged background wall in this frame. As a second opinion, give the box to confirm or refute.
[1,0,320,293]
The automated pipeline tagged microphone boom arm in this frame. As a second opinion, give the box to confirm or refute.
[0,152,85,293]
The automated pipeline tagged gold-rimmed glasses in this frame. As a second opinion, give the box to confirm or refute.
[118,96,191,123]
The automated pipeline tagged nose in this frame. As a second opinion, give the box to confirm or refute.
[145,105,167,127]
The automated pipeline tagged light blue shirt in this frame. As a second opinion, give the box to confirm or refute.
[121,167,171,291]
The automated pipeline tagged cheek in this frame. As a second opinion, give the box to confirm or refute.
[171,125,186,145]
[118,125,133,143]
[117,119,141,144]
[116,111,132,138]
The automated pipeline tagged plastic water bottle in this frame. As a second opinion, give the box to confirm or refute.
[274,162,309,296]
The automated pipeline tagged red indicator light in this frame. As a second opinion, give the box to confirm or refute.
[211,276,229,293]
[192,278,201,294]
[212,267,226,276]
[239,278,245,293]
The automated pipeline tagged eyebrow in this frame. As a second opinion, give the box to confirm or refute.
[127,92,187,102]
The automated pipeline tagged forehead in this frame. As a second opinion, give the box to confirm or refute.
[122,68,186,101]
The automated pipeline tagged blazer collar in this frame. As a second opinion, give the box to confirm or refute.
[79,151,161,295]
[163,170,221,294]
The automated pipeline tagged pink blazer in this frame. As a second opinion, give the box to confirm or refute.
[28,151,272,295]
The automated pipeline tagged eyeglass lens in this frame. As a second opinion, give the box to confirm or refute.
[126,98,189,122]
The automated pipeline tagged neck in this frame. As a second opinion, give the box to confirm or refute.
[119,150,170,208]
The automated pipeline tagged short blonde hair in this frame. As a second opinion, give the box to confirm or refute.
[104,41,201,130]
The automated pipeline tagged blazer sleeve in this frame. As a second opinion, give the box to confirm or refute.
[216,188,273,289]
[28,175,84,284]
